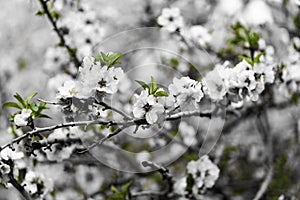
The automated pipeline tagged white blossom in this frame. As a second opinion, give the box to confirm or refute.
[14,109,32,127]
[169,77,204,107]
[179,121,196,145]
[187,155,220,189]
[75,165,103,195]
[57,80,79,99]
[0,147,24,160]
[174,177,187,197]
[132,90,164,124]
[188,25,212,48]
[157,7,184,32]
[0,161,10,175]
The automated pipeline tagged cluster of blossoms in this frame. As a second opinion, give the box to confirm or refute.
[57,6,105,58]
[157,7,212,48]
[57,56,124,100]
[279,37,300,97]
[203,59,275,108]
[23,171,53,198]
[0,148,24,187]
[174,155,220,199]
[132,76,204,124]
[133,59,276,125]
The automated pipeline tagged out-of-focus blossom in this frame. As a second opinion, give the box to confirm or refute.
[43,47,69,73]
[187,155,220,189]
[188,25,212,48]
[242,0,273,25]
[75,165,104,194]
[0,148,24,160]
[179,121,196,145]
[157,7,184,32]
[23,171,53,197]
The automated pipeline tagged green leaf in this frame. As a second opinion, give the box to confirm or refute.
[121,181,132,193]
[26,92,38,104]
[2,102,22,109]
[38,114,52,119]
[253,52,265,64]
[30,102,39,112]
[108,52,122,68]
[51,10,61,20]
[239,56,253,66]
[101,52,109,62]
[151,76,157,94]
[13,93,26,108]
[170,58,179,68]
[17,168,27,183]
[94,55,103,62]
[291,93,298,105]
[154,90,169,97]
[186,174,194,193]
[135,80,150,92]
[35,10,45,16]
[110,185,120,194]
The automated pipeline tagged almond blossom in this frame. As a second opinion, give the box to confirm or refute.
[132,90,164,124]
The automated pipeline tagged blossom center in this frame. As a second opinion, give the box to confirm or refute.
[98,78,107,88]
[143,103,152,112]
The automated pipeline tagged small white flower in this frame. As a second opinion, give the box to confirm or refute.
[14,109,32,127]
[282,64,300,82]
[169,77,204,106]
[132,90,164,124]
[179,121,196,145]
[0,161,10,175]
[75,165,103,195]
[254,63,275,84]
[278,194,285,200]
[189,25,212,48]
[203,67,227,101]
[174,177,187,196]
[187,155,220,189]
[43,47,69,73]
[57,80,79,99]
[157,7,184,32]
[294,0,300,6]
[0,148,24,160]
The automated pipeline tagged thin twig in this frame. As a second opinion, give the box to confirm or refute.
[253,110,274,200]
[95,101,132,120]
[253,166,274,200]
[78,126,128,153]
[37,98,61,105]
[131,190,165,198]
[0,110,212,151]
[141,161,174,195]
[37,0,81,68]
[8,173,33,200]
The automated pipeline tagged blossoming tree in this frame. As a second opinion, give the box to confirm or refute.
[0,0,300,199]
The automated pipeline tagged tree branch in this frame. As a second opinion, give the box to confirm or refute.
[141,161,174,195]
[37,0,81,68]
[0,110,212,152]
[8,172,33,200]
